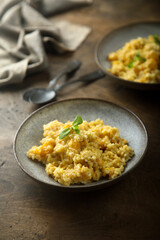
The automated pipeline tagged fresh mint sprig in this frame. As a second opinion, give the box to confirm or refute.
[59,115,83,139]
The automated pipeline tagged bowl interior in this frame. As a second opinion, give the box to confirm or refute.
[14,99,148,191]
[96,22,160,90]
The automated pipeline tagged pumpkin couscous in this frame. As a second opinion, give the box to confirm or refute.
[27,118,134,186]
[108,35,160,83]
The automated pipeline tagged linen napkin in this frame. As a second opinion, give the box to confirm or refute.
[0,0,92,87]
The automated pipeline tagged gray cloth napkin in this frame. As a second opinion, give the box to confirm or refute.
[0,0,92,87]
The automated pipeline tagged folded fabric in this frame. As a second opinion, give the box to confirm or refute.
[0,0,92,87]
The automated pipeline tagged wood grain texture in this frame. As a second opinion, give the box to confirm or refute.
[0,0,160,239]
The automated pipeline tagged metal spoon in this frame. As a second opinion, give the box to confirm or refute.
[27,70,105,104]
[23,59,81,102]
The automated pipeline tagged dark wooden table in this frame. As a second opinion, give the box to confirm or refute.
[0,0,160,239]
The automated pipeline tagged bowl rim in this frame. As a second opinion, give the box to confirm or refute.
[95,21,160,89]
[13,98,148,191]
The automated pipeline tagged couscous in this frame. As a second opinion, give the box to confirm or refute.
[108,35,160,83]
[27,117,134,186]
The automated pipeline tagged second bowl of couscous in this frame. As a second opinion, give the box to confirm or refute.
[96,22,160,90]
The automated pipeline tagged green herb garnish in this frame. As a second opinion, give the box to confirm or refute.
[135,51,141,61]
[153,34,160,45]
[128,61,134,68]
[59,115,83,139]
[140,57,146,62]
[59,128,71,139]
[72,115,83,126]
[128,50,146,68]
[135,51,146,62]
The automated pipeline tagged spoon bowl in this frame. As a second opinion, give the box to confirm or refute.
[26,88,56,104]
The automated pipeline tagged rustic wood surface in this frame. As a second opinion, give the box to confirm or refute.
[0,0,160,239]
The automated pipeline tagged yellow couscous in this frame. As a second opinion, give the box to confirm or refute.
[27,118,134,186]
[108,35,160,83]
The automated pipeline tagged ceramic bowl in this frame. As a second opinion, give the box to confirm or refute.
[96,22,160,90]
[13,98,148,191]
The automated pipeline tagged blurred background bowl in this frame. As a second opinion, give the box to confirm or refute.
[95,22,160,90]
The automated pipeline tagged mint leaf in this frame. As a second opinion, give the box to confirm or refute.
[59,128,71,139]
[74,128,80,134]
[59,115,83,139]
[72,115,83,126]
[128,50,146,68]
[135,51,146,62]
[153,34,160,45]
[72,125,80,134]
[140,57,146,62]
[128,61,134,68]
[135,50,140,59]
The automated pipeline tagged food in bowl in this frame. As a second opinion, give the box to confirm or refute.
[108,35,160,83]
[27,116,134,186]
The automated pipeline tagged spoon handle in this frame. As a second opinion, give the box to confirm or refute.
[54,70,105,92]
[48,59,81,90]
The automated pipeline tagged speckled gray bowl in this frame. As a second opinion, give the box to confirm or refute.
[96,22,160,90]
[13,99,148,191]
